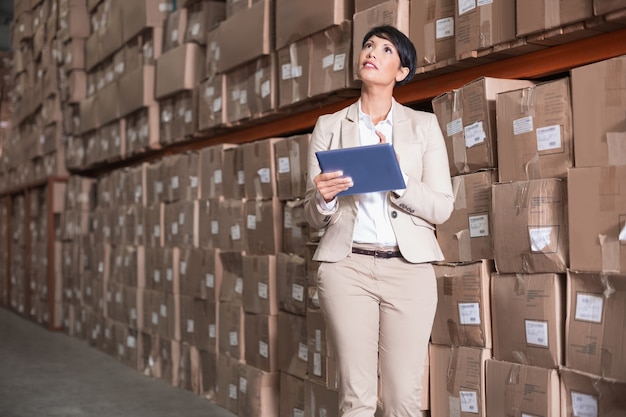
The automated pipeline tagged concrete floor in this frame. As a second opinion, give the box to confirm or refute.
[0,308,236,417]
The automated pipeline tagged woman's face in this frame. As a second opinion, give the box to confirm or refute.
[357,35,409,88]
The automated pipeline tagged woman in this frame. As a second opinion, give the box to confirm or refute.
[304,25,454,417]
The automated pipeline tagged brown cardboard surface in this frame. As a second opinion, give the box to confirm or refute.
[242,254,278,315]
[218,301,245,360]
[196,75,226,132]
[246,54,276,119]
[219,251,245,305]
[199,143,237,200]
[244,198,283,256]
[491,272,565,369]
[244,313,279,372]
[198,199,222,250]
[118,65,155,119]
[242,138,280,200]
[486,360,560,417]
[276,252,308,316]
[595,0,626,14]
[517,0,593,37]
[309,20,357,99]
[275,0,353,50]
[496,77,573,182]
[431,77,535,176]
[305,379,339,417]
[155,43,205,100]
[279,373,305,417]
[277,38,310,108]
[216,0,272,73]
[225,63,253,124]
[278,311,309,379]
[492,179,568,274]
[216,353,241,414]
[222,146,246,200]
[274,134,310,201]
[218,199,246,252]
[568,166,626,273]
[429,344,490,417]
[455,0,516,60]
[122,0,170,44]
[436,169,497,262]
[410,0,455,68]
[185,1,226,45]
[565,271,626,381]
[237,364,280,417]
[163,7,188,53]
[571,55,626,168]
[431,260,494,348]
[559,368,626,416]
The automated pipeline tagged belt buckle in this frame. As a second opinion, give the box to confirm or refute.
[375,250,389,259]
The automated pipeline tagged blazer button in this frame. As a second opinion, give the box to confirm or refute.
[391,211,398,218]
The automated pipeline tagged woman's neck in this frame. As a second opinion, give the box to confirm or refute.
[360,87,394,125]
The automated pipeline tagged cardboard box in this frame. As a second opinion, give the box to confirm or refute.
[242,254,278,315]
[162,152,200,203]
[308,20,357,98]
[436,169,497,262]
[274,134,311,200]
[560,368,626,416]
[305,379,339,417]
[277,37,310,108]
[276,252,308,316]
[155,43,205,100]
[486,360,560,417]
[278,311,308,379]
[244,313,279,372]
[219,251,245,305]
[122,0,171,44]
[218,301,245,360]
[125,105,160,155]
[431,260,494,348]
[242,137,280,200]
[279,373,306,417]
[517,0,594,37]
[244,198,283,256]
[215,0,273,73]
[454,0,516,60]
[429,344,490,417]
[496,77,574,182]
[431,77,535,176]
[492,179,568,274]
[570,166,626,271]
[246,54,277,119]
[409,0,456,68]
[218,199,246,253]
[571,55,626,168]
[352,0,409,81]
[225,63,253,124]
[491,272,565,369]
[565,271,626,381]
[162,7,188,53]
[595,0,626,14]
[307,309,338,388]
[216,353,241,414]
[118,65,156,118]
[185,1,226,45]
[196,75,226,132]
[275,0,353,50]
[283,200,320,258]
[237,364,280,417]
[199,143,237,199]
[198,199,222,250]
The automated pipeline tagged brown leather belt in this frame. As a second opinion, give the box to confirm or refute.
[351,247,403,259]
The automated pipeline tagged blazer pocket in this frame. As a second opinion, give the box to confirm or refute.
[409,215,435,230]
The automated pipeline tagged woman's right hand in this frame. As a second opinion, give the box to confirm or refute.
[314,171,353,203]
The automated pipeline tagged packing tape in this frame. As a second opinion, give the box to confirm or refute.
[455,229,472,262]
[452,176,467,210]
[446,347,459,395]
[545,0,561,30]
[479,3,492,48]
[424,22,436,65]
[289,141,303,197]
[447,320,460,346]
[523,153,541,181]
[514,273,526,297]
[453,136,468,174]
[512,350,530,365]
[600,234,621,273]
[607,132,626,166]
[507,363,521,385]
[289,43,302,102]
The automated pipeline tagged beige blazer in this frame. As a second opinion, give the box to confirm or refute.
[304,99,454,264]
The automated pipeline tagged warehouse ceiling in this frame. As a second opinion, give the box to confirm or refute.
[0,0,12,51]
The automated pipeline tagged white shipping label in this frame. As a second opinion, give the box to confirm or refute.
[130,309,137,320]
[315,329,322,351]
[571,392,598,417]
[231,224,241,240]
[247,214,257,230]
[258,282,268,299]
[293,409,305,417]
[333,54,346,71]
[209,324,216,338]
[575,293,603,323]
[235,277,244,294]
[205,86,215,97]
[171,176,179,189]
[322,54,334,69]
[229,331,239,347]
[261,81,271,98]
[259,341,269,358]
[464,121,487,148]
[436,17,454,39]
[292,65,303,79]
[171,222,178,236]
[313,352,322,376]
[478,0,493,5]
[529,227,553,251]
[237,170,245,185]
[167,269,173,282]
[214,169,223,184]
[293,226,302,238]
[127,336,136,348]
[160,304,167,317]
[187,319,195,333]
[458,0,476,15]
[152,312,159,325]
[620,222,626,242]
[258,167,271,183]
[513,116,534,135]
[459,390,479,414]
[284,211,293,228]
[282,63,292,80]
[525,320,548,347]
[154,225,161,238]
[298,343,309,361]
[292,284,305,302]
[192,23,200,36]
[536,125,562,151]
[449,396,461,417]
[229,384,238,400]
[180,261,187,275]
[206,273,215,288]
[468,214,489,237]
[278,156,291,174]
[211,220,219,235]
[458,303,481,325]
[239,377,248,394]
[447,118,463,137]
[185,110,192,124]
[240,90,247,105]
[212,97,222,112]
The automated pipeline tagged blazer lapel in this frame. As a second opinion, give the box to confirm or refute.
[340,102,360,149]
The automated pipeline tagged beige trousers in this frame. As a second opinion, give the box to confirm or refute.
[317,251,437,417]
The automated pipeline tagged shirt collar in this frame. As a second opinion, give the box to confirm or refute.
[357,99,393,129]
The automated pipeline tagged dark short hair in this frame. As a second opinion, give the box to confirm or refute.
[361,25,417,86]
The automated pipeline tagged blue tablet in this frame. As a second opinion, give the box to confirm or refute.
[315,143,406,196]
